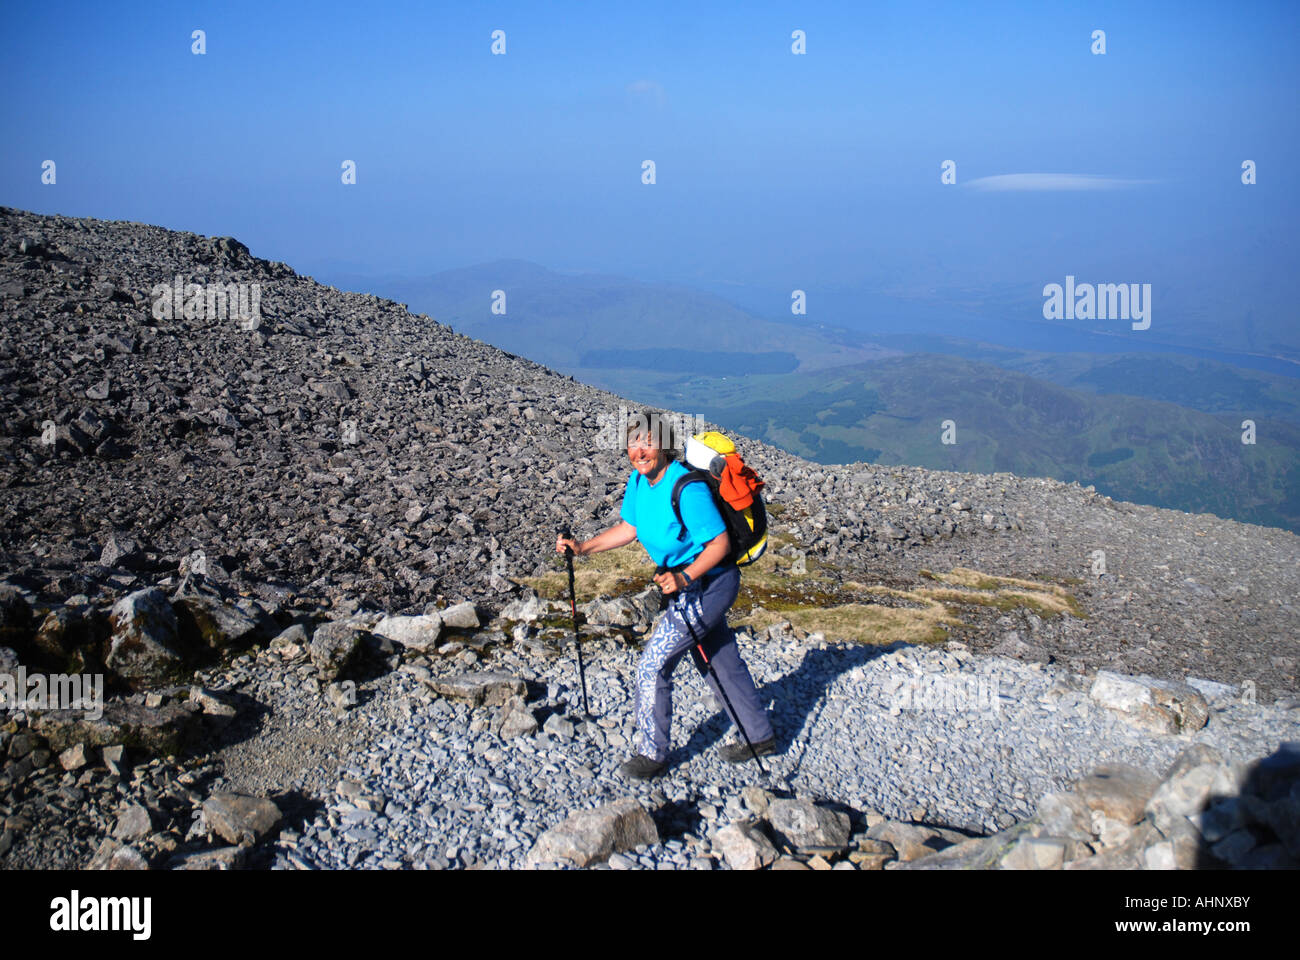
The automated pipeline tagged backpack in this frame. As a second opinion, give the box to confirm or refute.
[670,431,768,567]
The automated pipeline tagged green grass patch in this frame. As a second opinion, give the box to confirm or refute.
[522,543,655,600]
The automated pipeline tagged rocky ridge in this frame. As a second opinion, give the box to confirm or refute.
[0,205,1298,870]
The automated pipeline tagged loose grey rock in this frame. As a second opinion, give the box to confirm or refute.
[501,594,548,624]
[1035,791,1093,842]
[32,701,196,755]
[866,820,952,862]
[524,798,658,868]
[499,710,538,739]
[87,838,149,870]
[440,602,480,630]
[712,821,778,870]
[173,591,260,652]
[105,588,186,688]
[1072,765,1160,826]
[741,785,774,819]
[99,534,145,570]
[310,619,367,681]
[169,846,247,870]
[767,798,851,852]
[57,742,90,771]
[543,713,575,739]
[372,613,443,652]
[112,802,153,842]
[1001,835,1067,870]
[308,379,350,400]
[189,686,239,718]
[202,792,282,845]
[429,671,525,707]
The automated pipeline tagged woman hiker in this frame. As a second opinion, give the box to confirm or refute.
[555,410,776,780]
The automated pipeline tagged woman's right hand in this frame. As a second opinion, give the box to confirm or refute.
[556,535,581,556]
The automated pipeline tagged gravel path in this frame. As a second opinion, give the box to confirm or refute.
[203,621,1300,870]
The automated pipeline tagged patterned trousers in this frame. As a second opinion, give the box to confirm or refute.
[634,565,774,762]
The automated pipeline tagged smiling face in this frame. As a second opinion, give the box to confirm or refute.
[627,428,669,482]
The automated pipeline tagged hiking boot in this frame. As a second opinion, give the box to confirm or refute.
[618,754,668,780]
[720,737,778,764]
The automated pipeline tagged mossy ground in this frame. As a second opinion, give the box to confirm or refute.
[523,543,656,601]
[520,527,1085,649]
[914,567,1087,619]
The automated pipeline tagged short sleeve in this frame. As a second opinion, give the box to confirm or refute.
[619,473,638,527]
[677,478,726,545]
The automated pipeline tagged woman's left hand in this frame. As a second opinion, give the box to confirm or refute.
[654,570,685,595]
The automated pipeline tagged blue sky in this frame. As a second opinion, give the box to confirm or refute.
[2,0,1297,349]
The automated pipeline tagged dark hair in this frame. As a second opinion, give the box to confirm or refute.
[625,409,679,452]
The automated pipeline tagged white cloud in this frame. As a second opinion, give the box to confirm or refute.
[625,79,666,108]
[964,173,1154,192]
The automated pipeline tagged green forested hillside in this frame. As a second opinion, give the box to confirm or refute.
[604,355,1300,533]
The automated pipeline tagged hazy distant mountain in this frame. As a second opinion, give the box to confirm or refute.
[868,335,1300,424]
[320,260,890,374]
[317,262,1300,531]
[683,354,1300,533]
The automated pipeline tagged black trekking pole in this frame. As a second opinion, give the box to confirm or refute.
[561,526,592,719]
[656,565,767,775]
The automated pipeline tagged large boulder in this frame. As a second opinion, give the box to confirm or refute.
[767,798,851,852]
[309,618,368,681]
[371,613,442,652]
[439,602,480,630]
[31,700,197,755]
[172,590,261,654]
[865,820,956,862]
[33,606,107,674]
[202,792,282,845]
[1000,835,1068,870]
[1146,744,1235,835]
[905,744,1300,871]
[428,671,525,707]
[1089,671,1209,736]
[1036,791,1094,841]
[1071,764,1160,826]
[1065,820,1163,870]
[1235,742,1300,859]
[106,588,187,688]
[524,798,658,867]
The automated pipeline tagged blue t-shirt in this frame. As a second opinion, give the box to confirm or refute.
[620,461,727,572]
